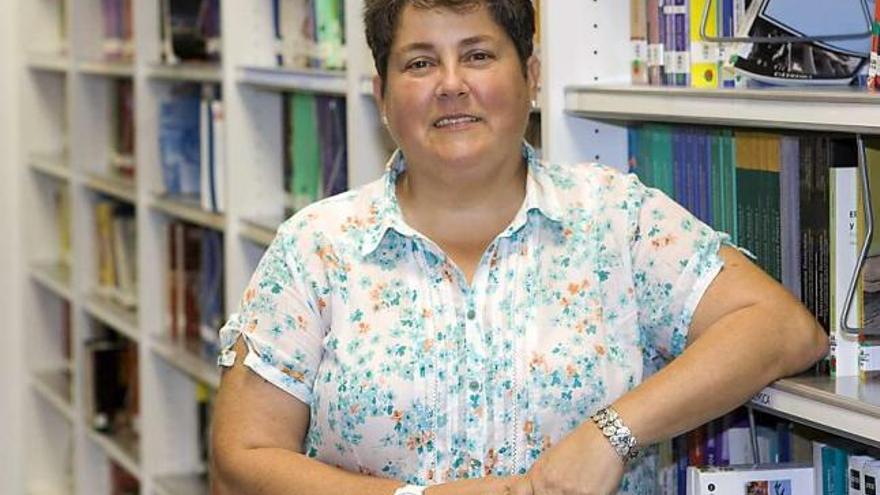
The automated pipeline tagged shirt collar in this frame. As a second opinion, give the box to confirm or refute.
[360,142,564,256]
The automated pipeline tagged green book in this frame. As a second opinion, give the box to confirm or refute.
[291,93,321,211]
[315,0,345,69]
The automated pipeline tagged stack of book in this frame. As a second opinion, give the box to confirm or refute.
[283,93,348,213]
[630,0,876,88]
[273,0,345,69]
[166,222,224,361]
[94,198,137,308]
[100,0,134,61]
[629,126,880,379]
[161,0,221,64]
[158,83,226,213]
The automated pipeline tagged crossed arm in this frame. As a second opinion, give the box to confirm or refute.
[210,246,828,495]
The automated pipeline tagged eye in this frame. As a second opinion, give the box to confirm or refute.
[405,58,433,72]
[466,51,495,64]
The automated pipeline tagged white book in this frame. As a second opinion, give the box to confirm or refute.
[830,166,861,377]
[211,100,226,213]
[686,464,814,495]
[850,455,876,495]
[864,461,880,495]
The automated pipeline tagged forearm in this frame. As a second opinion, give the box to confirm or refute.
[212,447,517,495]
[611,302,826,448]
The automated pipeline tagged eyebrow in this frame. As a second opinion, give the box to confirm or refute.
[397,35,495,54]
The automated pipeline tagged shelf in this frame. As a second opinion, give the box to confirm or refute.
[30,369,75,422]
[77,59,135,78]
[84,292,139,342]
[25,480,74,495]
[26,52,69,73]
[239,214,283,247]
[85,429,141,480]
[147,62,222,83]
[565,85,880,134]
[238,65,347,95]
[28,152,70,181]
[151,336,221,390]
[154,472,209,495]
[751,375,880,449]
[29,262,72,301]
[151,194,226,231]
[83,171,137,204]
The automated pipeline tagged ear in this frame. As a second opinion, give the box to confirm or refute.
[372,74,385,115]
[526,54,541,102]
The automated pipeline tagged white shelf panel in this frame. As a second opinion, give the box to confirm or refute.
[565,85,880,134]
[84,292,139,342]
[26,52,69,73]
[151,195,226,232]
[146,63,222,83]
[29,262,72,301]
[752,375,880,448]
[30,369,75,422]
[153,472,209,495]
[85,429,141,480]
[239,214,283,247]
[151,336,221,390]
[25,480,73,495]
[238,66,347,95]
[28,152,70,181]
[77,59,135,78]
[84,172,137,204]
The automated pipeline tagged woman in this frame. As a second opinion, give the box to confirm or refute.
[211,1,828,494]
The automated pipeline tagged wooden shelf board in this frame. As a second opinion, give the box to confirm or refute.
[239,214,284,247]
[77,59,135,77]
[28,153,70,181]
[84,292,139,342]
[753,375,880,448]
[147,62,222,83]
[238,65,347,95]
[85,429,141,480]
[84,172,136,204]
[565,85,880,134]
[29,262,72,301]
[30,368,75,422]
[151,194,226,232]
[151,335,221,390]
[26,52,69,72]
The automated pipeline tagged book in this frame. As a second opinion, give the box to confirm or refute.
[686,463,814,494]
[632,0,650,85]
[829,140,861,377]
[689,0,720,88]
[870,0,880,89]
[159,85,202,198]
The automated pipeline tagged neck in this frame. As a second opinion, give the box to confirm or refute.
[395,147,528,226]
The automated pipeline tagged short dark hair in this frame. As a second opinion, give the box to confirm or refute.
[364,0,536,95]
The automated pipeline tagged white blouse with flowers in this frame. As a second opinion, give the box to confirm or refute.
[218,144,728,494]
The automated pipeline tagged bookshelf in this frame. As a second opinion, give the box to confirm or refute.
[12,0,880,494]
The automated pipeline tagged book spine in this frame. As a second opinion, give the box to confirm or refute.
[869,0,880,90]
[631,0,650,85]
[689,0,718,88]
[647,0,665,85]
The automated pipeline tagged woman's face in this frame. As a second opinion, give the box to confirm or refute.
[375,3,539,173]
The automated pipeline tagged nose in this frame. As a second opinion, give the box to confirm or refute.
[435,63,469,100]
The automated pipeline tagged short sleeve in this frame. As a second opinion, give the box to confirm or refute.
[217,230,327,405]
[628,177,727,364]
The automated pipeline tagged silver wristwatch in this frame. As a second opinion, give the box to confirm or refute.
[393,484,427,495]
[591,406,639,463]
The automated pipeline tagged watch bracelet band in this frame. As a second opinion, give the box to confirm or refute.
[393,484,427,495]
[590,406,640,463]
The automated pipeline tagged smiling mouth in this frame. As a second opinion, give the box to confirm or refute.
[433,114,482,128]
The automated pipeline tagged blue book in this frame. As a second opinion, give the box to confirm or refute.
[159,87,201,197]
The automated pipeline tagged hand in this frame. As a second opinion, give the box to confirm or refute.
[510,422,625,495]
[425,475,526,495]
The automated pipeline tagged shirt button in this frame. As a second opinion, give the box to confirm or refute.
[466,309,476,320]
[469,380,481,391]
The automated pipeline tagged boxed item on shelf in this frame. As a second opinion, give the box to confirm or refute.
[686,463,814,494]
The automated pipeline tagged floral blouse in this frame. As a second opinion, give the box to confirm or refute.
[218,144,727,494]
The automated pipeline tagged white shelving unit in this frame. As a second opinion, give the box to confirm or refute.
[15,0,880,494]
